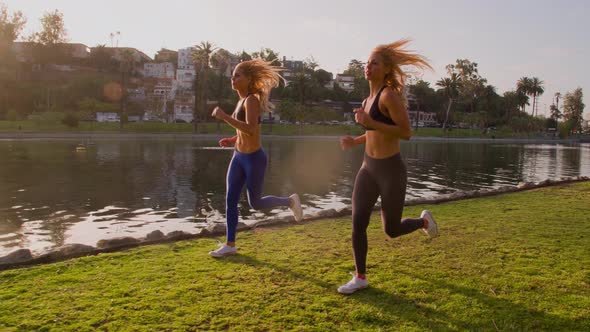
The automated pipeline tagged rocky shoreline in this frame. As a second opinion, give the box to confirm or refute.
[1,176,588,270]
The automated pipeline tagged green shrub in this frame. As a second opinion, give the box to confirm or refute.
[62,113,79,127]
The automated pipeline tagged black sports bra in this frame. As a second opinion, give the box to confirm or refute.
[232,94,261,124]
[360,86,396,130]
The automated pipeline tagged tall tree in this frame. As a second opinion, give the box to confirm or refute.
[554,92,561,110]
[0,2,27,44]
[191,41,218,132]
[192,41,218,70]
[0,3,26,115]
[312,69,333,87]
[445,59,487,113]
[481,85,498,114]
[436,74,459,130]
[549,104,561,122]
[238,50,252,62]
[409,80,436,130]
[31,9,67,45]
[303,56,318,73]
[343,59,368,100]
[28,9,68,66]
[502,91,522,121]
[562,88,585,133]
[529,77,544,117]
[343,59,364,78]
[290,72,311,105]
[516,77,533,113]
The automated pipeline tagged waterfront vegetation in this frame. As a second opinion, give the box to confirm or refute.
[0,3,586,139]
[0,119,576,139]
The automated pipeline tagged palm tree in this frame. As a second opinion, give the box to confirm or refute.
[191,41,218,133]
[549,92,562,122]
[436,73,459,131]
[290,70,312,105]
[516,77,532,113]
[530,77,544,117]
[515,90,529,115]
[554,92,561,110]
[192,41,218,70]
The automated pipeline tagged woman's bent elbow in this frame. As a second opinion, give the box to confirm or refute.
[401,129,413,140]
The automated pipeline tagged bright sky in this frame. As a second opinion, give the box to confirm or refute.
[5,0,589,118]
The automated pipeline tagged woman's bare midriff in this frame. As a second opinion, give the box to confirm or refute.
[235,126,262,153]
[364,130,401,159]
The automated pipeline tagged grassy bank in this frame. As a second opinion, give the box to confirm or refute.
[1,182,589,331]
[0,120,558,139]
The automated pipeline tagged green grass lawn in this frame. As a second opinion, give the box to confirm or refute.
[0,120,553,138]
[1,182,589,331]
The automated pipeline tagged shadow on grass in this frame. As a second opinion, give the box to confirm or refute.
[221,253,471,330]
[215,253,586,330]
[396,268,586,330]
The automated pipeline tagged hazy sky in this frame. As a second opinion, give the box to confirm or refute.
[5,0,589,118]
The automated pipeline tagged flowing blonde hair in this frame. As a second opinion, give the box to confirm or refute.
[236,59,285,113]
[372,39,432,97]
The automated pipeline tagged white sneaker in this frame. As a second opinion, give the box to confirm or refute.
[289,193,303,222]
[208,242,237,258]
[421,210,439,238]
[337,272,368,294]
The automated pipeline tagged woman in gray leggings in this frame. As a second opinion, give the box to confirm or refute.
[338,39,439,295]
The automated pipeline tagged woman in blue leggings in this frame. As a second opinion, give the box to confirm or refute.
[209,59,303,257]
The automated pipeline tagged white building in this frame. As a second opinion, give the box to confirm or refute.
[127,87,147,102]
[335,74,355,92]
[143,62,175,78]
[173,101,194,123]
[176,68,196,90]
[96,112,119,122]
[154,79,175,99]
[178,47,195,70]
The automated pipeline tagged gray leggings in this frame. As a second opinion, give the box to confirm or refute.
[352,153,424,275]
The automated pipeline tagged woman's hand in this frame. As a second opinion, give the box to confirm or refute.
[218,137,236,147]
[353,108,372,128]
[211,106,228,121]
[340,136,355,151]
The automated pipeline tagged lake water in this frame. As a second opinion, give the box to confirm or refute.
[1,137,589,255]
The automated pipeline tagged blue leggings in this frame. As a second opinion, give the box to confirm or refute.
[225,148,290,242]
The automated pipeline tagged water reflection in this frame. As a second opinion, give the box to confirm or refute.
[1,139,588,255]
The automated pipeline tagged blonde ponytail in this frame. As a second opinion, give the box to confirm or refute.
[373,39,432,96]
[237,59,285,112]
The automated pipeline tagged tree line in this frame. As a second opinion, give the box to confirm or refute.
[0,3,585,135]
